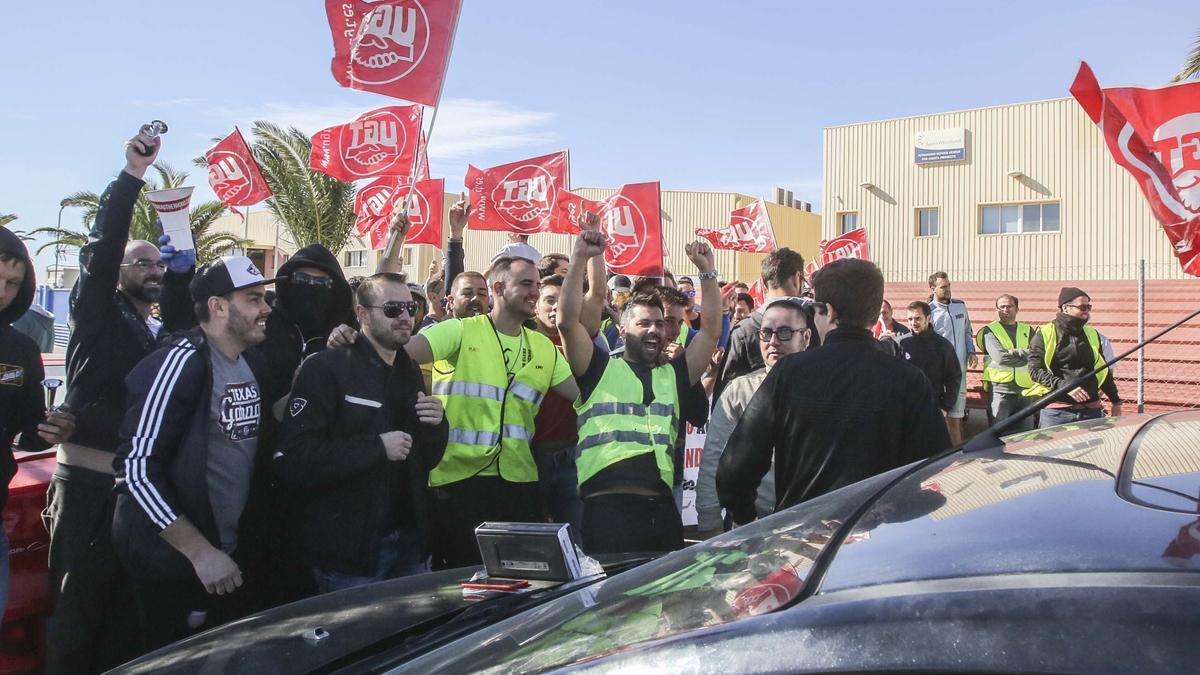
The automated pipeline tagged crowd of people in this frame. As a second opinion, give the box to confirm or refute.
[0,126,1122,672]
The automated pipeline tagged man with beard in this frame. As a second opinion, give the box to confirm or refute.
[113,255,275,653]
[47,126,194,673]
[403,257,578,569]
[928,272,976,445]
[275,274,447,592]
[1025,287,1122,427]
[558,219,722,555]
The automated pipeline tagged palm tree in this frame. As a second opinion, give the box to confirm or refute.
[24,163,250,260]
[1176,29,1200,82]
[196,122,357,253]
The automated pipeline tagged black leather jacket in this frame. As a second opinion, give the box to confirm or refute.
[717,328,952,524]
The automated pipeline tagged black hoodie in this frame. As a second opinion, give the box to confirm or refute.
[245,244,353,455]
[1,227,49,506]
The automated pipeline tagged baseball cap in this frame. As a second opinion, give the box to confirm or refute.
[190,255,277,302]
[407,282,428,302]
[607,274,633,293]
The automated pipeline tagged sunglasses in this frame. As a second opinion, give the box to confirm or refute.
[363,301,418,318]
[122,259,167,271]
[291,271,334,289]
[758,326,803,342]
[1064,303,1093,312]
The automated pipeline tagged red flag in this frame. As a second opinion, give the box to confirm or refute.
[817,227,870,266]
[695,199,777,253]
[403,178,445,246]
[361,178,445,250]
[1069,62,1200,276]
[354,176,403,236]
[748,278,766,308]
[310,105,423,182]
[325,0,463,106]
[464,151,573,234]
[558,182,666,277]
[204,129,272,207]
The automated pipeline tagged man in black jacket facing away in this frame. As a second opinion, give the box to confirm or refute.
[113,255,275,652]
[47,126,193,674]
[717,259,951,525]
[275,273,448,592]
[901,300,963,415]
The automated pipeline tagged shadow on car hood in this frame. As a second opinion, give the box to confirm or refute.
[110,568,476,674]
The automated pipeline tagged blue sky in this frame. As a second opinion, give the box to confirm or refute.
[1,0,1195,280]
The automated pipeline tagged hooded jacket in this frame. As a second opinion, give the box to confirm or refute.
[1,227,48,506]
[246,245,352,414]
[1028,312,1120,406]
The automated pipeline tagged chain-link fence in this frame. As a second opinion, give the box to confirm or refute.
[882,260,1200,415]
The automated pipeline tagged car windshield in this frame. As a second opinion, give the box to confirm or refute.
[398,467,908,673]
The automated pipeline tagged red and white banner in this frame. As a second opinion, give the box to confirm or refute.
[558,182,666,278]
[325,0,462,106]
[747,278,766,308]
[356,178,444,249]
[464,151,573,234]
[1070,61,1200,276]
[695,199,778,253]
[817,227,870,266]
[204,129,272,207]
[310,105,423,182]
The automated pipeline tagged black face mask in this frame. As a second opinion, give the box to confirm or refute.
[282,284,333,336]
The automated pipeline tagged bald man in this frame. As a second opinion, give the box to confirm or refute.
[47,126,196,673]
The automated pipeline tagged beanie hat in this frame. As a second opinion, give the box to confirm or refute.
[1057,286,1089,307]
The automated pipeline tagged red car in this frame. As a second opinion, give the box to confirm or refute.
[1,354,62,672]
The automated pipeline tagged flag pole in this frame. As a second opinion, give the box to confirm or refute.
[390,1,465,270]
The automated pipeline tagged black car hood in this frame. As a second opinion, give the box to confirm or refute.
[111,568,476,674]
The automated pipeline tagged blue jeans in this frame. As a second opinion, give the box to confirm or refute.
[533,446,583,538]
[313,527,429,594]
[1039,407,1103,428]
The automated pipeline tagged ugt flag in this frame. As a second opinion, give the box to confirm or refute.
[326,0,463,106]
[359,178,445,250]
[204,129,272,207]
[817,227,869,266]
[1070,61,1200,276]
[695,199,778,253]
[558,182,667,278]
[464,151,573,234]
[354,176,403,236]
[310,105,423,182]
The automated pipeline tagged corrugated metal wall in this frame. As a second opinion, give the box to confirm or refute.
[823,97,1186,282]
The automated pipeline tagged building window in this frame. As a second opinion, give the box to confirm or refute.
[344,249,368,267]
[980,202,1060,235]
[916,208,939,237]
[838,212,859,234]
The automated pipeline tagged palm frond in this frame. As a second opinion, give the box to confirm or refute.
[22,226,89,255]
[0,213,16,227]
[1175,30,1200,82]
[59,191,101,227]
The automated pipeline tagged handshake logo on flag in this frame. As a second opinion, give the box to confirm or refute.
[352,2,426,78]
[493,166,555,231]
[1152,113,1200,215]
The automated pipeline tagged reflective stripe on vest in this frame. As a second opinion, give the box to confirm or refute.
[430,315,558,486]
[575,358,680,491]
[977,321,1034,388]
[1022,323,1109,398]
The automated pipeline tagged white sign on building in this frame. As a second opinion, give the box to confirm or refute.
[913,128,966,164]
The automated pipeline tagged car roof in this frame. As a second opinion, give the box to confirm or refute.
[818,411,1200,593]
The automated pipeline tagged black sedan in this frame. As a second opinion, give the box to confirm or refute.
[115,411,1200,673]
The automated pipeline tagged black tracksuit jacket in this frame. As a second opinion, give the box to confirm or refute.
[274,338,448,577]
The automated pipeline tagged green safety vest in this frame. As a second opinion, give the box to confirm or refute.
[429,315,558,486]
[1021,323,1109,398]
[574,357,680,491]
[975,321,1034,388]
